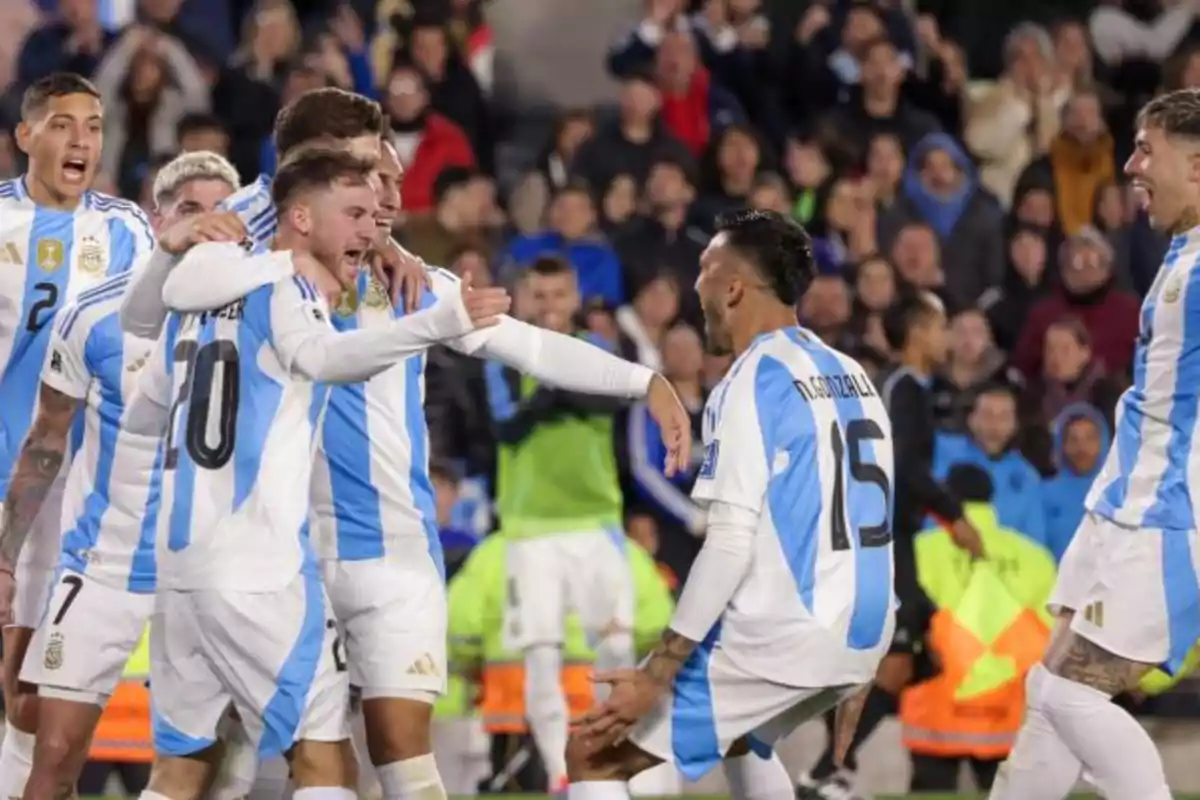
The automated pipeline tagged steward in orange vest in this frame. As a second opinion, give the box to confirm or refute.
[88,625,152,764]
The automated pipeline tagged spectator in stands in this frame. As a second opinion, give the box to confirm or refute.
[1089,0,1198,70]
[799,274,855,351]
[781,133,830,227]
[407,11,493,173]
[94,25,209,198]
[848,254,898,354]
[572,66,692,192]
[536,109,595,192]
[432,461,478,581]
[626,322,706,580]
[402,166,489,267]
[882,132,1005,311]
[176,112,229,156]
[932,308,1012,432]
[385,59,476,213]
[16,0,115,90]
[866,131,906,214]
[812,176,878,273]
[1042,404,1110,563]
[821,35,940,162]
[935,384,1047,547]
[652,28,744,159]
[1013,226,1140,380]
[249,63,332,179]
[890,221,947,300]
[1018,89,1115,235]
[748,172,793,216]
[692,123,764,227]
[965,23,1066,207]
[615,273,680,371]
[1011,181,1060,230]
[137,0,230,68]
[1053,18,1102,92]
[981,224,1053,353]
[504,181,623,308]
[601,173,639,232]
[1092,178,1137,289]
[907,15,969,136]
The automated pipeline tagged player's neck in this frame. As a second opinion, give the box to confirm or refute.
[1173,206,1200,236]
[273,232,343,301]
[731,306,797,357]
[23,172,81,211]
[899,347,932,378]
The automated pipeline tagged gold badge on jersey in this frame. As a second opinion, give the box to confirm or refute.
[1165,276,1183,304]
[334,287,359,317]
[36,238,64,272]
[78,235,105,276]
[363,277,390,309]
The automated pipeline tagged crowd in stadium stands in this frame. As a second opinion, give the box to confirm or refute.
[5,0,1200,794]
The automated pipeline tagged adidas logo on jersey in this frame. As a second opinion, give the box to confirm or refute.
[406,653,438,677]
[0,241,22,265]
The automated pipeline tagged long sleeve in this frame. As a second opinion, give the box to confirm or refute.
[628,401,705,533]
[159,33,210,113]
[1090,4,1195,64]
[887,377,963,524]
[119,248,180,338]
[670,501,756,642]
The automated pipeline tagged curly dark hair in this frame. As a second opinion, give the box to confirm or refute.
[712,208,815,306]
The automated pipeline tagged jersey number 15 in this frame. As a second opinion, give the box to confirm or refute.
[164,339,240,471]
[828,419,891,551]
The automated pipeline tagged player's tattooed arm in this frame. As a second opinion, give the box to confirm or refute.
[0,385,78,572]
[642,628,698,687]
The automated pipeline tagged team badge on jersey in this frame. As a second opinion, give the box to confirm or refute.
[699,440,720,478]
[36,238,64,272]
[44,632,64,670]
[49,350,63,374]
[334,288,359,317]
[364,277,390,309]
[78,235,106,276]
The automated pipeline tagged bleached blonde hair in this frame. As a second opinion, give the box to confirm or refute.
[152,151,241,210]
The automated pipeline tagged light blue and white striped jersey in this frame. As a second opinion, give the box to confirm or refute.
[310,268,489,570]
[693,326,894,687]
[43,274,159,593]
[139,262,332,592]
[1088,229,1200,531]
[221,174,275,253]
[0,177,154,495]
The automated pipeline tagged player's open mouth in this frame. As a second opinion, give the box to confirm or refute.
[61,158,88,182]
[1131,182,1152,210]
[343,249,365,263]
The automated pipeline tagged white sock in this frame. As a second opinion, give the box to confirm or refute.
[249,756,293,800]
[988,674,1082,799]
[593,631,634,703]
[524,644,570,783]
[568,780,630,800]
[628,762,682,796]
[723,751,793,800]
[1028,663,1171,800]
[0,726,35,797]
[291,789,354,800]
[376,753,447,800]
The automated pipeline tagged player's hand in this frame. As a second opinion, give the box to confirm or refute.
[158,211,247,255]
[646,375,691,477]
[370,239,431,313]
[579,668,664,746]
[0,563,17,627]
[950,517,985,559]
[460,272,511,328]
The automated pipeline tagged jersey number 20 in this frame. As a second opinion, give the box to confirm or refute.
[828,419,891,550]
[164,339,240,471]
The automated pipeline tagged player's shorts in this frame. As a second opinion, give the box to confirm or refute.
[11,479,66,629]
[20,569,152,704]
[321,551,446,700]
[504,529,633,649]
[1050,512,1200,673]
[150,568,349,758]
[629,637,861,780]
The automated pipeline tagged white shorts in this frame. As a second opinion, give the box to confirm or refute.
[504,530,632,649]
[11,479,66,629]
[1050,512,1200,673]
[321,553,446,699]
[629,638,859,781]
[150,569,350,758]
[21,569,152,704]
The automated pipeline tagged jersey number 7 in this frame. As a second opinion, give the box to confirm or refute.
[828,419,891,551]
[164,339,240,471]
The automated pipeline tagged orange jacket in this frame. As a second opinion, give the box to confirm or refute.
[479,660,594,734]
[89,680,152,763]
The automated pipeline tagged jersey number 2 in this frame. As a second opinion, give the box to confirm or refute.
[828,419,891,551]
[165,340,240,471]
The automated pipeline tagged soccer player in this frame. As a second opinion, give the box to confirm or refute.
[0,72,155,794]
[566,210,895,800]
[130,150,508,800]
[158,140,692,800]
[987,89,1200,800]
[0,151,242,800]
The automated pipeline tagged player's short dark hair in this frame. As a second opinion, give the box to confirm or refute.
[529,255,574,278]
[273,88,385,159]
[21,72,101,120]
[946,464,994,503]
[271,149,374,209]
[713,209,815,306]
[1138,88,1200,139]
[881,290,943,351]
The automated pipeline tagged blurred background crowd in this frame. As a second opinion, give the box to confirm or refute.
[4,0,1200,795]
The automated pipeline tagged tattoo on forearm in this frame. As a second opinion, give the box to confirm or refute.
[1045,630,1147,696]
[0,386,76,566]
[643,629,698,687]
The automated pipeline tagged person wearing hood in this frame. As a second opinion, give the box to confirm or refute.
[1042,404,1110,564]
[979,223,1054,352]
[880,132,1006,311]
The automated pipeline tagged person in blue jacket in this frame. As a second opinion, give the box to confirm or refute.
[933,383,1047,546]
[1041,403,1110,563]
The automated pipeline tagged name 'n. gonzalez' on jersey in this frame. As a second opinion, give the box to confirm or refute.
[43,273,159,593]
[139,269,333,593]
[695,327,895,688]
[0,177,155,494]
[1087,230,1200,530]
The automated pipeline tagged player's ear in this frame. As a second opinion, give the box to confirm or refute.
[14,121,33,156]
[290,203,313,237]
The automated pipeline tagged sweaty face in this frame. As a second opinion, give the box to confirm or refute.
[529,271,580,333]
[1063,417,1102,474]
[20,93,104,203]
[1125,125,1199,232]
[969,394,1017,455]
[156,178,235,233]
[373,141,404,239]
[307,180,379,287]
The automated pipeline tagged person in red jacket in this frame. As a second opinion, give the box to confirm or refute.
[1013,226,1140,382]
[384,59,476,213]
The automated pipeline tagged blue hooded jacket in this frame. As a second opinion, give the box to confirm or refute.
[901,132,976,240]
[1042,403,1112,563]
[932,432,1046,547]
